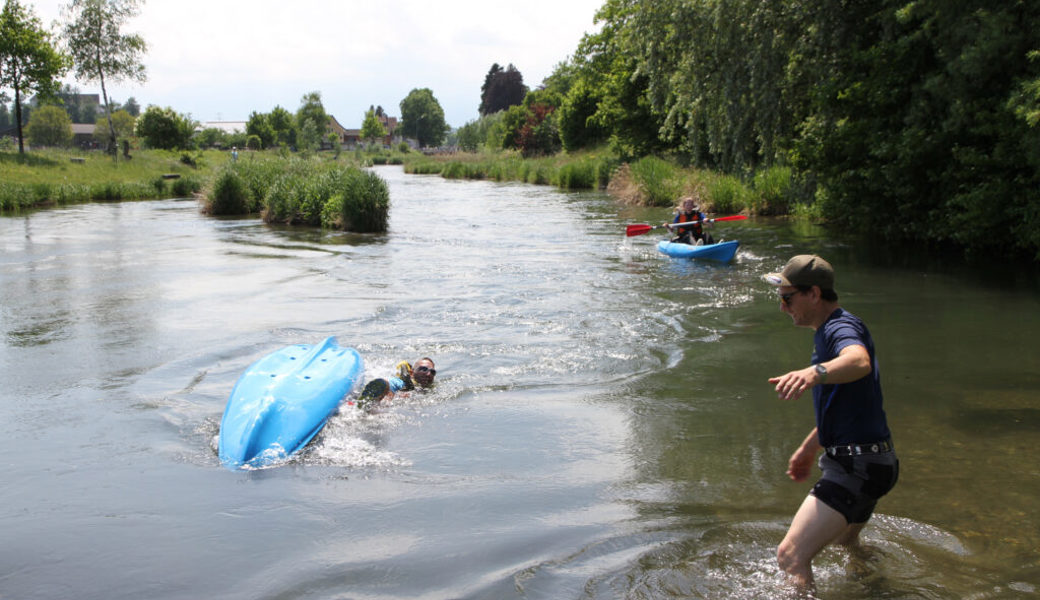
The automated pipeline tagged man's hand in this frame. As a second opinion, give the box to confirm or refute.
[768,366,818,401]
[786,446,817,482]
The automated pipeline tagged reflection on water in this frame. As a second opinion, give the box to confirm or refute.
[1,166,1039,599]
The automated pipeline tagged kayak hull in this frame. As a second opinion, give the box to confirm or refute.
[657,240,739,262]
[218,336,363,470]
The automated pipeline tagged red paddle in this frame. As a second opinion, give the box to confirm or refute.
[625,215,748,237]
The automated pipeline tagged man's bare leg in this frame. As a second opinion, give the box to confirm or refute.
[777,495,850,586]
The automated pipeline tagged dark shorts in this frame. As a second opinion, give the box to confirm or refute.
[810,450,899,524]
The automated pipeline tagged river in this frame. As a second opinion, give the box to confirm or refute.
[1,165,1038,599]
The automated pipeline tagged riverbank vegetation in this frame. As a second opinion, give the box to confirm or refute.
[401,151,799,219]
[5,1,1038,258]
[0,148,211,210]
[403,149,618,190]
[0,146,391,232]
[453,1,1040,260]
[203,155,389,232]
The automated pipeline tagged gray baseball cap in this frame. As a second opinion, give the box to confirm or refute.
[763,255,835,290]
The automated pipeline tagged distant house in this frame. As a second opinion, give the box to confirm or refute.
[71,123,96,148]
[197,121,247,135]
[378,114,399,142]
[29,93,102,124]
[327,114,400,149]
[327,115,361,148]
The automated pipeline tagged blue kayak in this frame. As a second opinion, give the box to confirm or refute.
[657,239,739,262]
[218,337,363,470]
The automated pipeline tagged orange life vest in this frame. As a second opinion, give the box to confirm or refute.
[675,212,704,234]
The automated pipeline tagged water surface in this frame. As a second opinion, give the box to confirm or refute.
[2,165,1038,599]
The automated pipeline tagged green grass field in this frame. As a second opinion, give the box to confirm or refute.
[0,148,231,211]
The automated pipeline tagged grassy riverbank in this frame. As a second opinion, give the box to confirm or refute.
[403,149,808,217]
[0,149,226,211]
[0,147,395,214]
[4,146,801,220]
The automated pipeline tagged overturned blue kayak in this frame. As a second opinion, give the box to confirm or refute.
[657,239,739,262]
[218,337,363,470]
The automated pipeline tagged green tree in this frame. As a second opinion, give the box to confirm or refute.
[26,103,72,146]
[297,119,319,153]
[400,87,448,148]
[559,2,666,159]
[246,110,274,148]
[94,108,133,145]
[455,111,505,152]
[479,63,528,115]
[121,95,139,116]
[135,104,194,150]
[295,91,328,142]
[360,107,387,145]
[54,82,83,122]
[268,105,293,146]
[0,0,71,153]
[194,127,226,149]
[61,0,147,155]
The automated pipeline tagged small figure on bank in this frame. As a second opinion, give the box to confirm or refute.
[231,146,238,162]
[356,357,437,410]
[763,255,898,590]
[667,196,714,245]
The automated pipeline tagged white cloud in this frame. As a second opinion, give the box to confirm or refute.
[26,0,604,127]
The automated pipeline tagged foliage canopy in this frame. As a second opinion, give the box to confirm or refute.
[400,88,448,148]
[26,103,72,147]
[479,63,528,116]
[539,0,1040,259]
[135,105,195,150]
[0,0,71,153]
[60,0,147,155]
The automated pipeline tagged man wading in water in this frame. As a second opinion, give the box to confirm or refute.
[764,255,899,589]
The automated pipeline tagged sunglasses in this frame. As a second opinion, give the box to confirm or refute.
[415,365,436,376]
[779,290,801,305]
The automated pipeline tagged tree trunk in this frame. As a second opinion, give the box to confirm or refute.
[96,48,117,158]
[14,79,25,154]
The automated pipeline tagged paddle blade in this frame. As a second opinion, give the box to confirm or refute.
[712,215,748,222]
[625,224,654,237]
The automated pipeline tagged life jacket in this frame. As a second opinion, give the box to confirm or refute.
[675,212,703,234]
[395,360,416,391]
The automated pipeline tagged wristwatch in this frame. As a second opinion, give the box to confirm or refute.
[814,363,828,383]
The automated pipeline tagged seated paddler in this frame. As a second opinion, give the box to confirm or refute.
[668,196,714,245]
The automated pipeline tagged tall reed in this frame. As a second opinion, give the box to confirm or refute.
[629,156,682,207]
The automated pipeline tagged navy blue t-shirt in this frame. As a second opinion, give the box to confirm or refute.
[811,308,891,447]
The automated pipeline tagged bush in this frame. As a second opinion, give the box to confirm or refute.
[629,156,682,206]
[707,175,753,214]
[252,160,389,231]
[262,173,303,223]
[206,168,249,214]
[171,175,201,197]
[321,169,389,232]
[752,166,793,215]
[557,161,596,189]
[26,106,73,148]
[135,105,196,150]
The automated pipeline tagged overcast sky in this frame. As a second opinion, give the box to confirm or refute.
[27,0,605,128]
